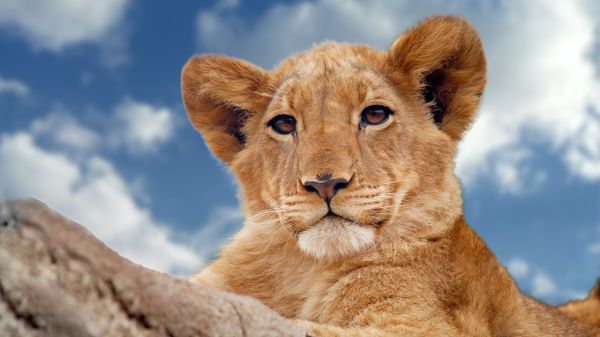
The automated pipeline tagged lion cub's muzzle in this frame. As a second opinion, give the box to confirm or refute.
[296,174,377,260]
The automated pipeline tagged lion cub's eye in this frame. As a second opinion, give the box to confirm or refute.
[268,114,297,135]
[360,105,393,126]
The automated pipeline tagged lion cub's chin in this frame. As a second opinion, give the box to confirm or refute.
[297,215,375,261]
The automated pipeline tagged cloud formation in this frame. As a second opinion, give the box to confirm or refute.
[197,0,600,193]
[506,256,587,302]
[0,74,29,96]
[0,0,130,67]
[507,257,530,279]
[0,130,201,274]
[531,271,558,297]
[111,99,178,154]
[0,0,129,50]
[0,99,204,274]
[590,224,600,255]
[31,112,99,152]
[0,97,246,274]
[191,207,243,262]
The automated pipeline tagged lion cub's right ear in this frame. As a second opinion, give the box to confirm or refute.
[181,56,271,165]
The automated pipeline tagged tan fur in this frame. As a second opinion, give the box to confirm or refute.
[182,16,599,336]
[559,280,600,330]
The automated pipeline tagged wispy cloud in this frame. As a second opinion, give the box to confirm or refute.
[492,149,547,195]
[110,99,178,154]
[31,112,99,152]
[589,224,600,255]
[507,257,530,279]
[506,257,587,302]
[190,206,243,263]
[0,74,29,96]
[0,95,242,274]
[531,271,558,297]
[197,0,600,194]
[0,130,201,274]
[0,0,131,67]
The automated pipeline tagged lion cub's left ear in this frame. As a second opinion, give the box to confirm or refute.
[181,56,271,165]
[388,16,486,142]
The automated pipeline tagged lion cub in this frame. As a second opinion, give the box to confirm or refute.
[182,16,599,337]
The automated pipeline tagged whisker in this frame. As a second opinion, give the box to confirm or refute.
[377,179,407,186]
[252,91,275,98]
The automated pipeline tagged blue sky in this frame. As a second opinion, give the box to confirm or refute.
[0,0,598,305]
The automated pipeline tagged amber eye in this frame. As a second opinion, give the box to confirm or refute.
[268,114,297,135]
[360,105,392,126]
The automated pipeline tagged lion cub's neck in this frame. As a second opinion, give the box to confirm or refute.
[203,203,465,318]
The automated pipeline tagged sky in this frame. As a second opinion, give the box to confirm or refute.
[0,0,599,305]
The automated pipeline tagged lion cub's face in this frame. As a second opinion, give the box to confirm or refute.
[183,17,486,261]
[246,47,451,260]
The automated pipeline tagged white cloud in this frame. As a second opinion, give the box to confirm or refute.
[191,207,243,262]
[216,0,240,10]
[0,131,201,274]
[111,99,177,154]
[457,0,600,187]
[0,109,241,274]
[27,100,177,155]
[590,225,600,255]
[531,271,558,297]
[507,257,530,279]
[0,0,129,51]
[504,257,588,302]
[197,0,413,69]
[0,0,130,67]
[565,113,600,180]
[31,112,99,152]
[0,74,29,96]
[491,148,547,194]
[197,0,600,192]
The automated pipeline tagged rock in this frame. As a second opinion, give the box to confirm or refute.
[0,199,307,337]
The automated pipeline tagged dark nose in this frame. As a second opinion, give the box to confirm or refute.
[303,178,349,203]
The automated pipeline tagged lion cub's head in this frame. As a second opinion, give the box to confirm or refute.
[182,16,486,261]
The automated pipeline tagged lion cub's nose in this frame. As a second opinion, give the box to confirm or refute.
[303,178,349,203]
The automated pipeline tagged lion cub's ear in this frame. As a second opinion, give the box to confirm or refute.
[181,56,270,165]
[388,16,486,142]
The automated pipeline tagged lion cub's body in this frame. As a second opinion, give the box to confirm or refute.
[183,16,599,337]
[196,218,594,336]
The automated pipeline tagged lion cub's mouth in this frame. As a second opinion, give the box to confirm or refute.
[324,211,346,222]
[296,211,375,260]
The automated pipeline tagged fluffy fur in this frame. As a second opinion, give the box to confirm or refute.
[559,280,600,329]
[182,16,599,336]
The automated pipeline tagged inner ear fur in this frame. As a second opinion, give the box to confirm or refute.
[387,16,487,141]
[181,56,271,164]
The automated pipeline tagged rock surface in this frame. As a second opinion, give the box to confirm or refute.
[0,199,308,337]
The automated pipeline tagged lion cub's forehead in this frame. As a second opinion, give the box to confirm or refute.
[270,43,393,114]
[274,43,387,78]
